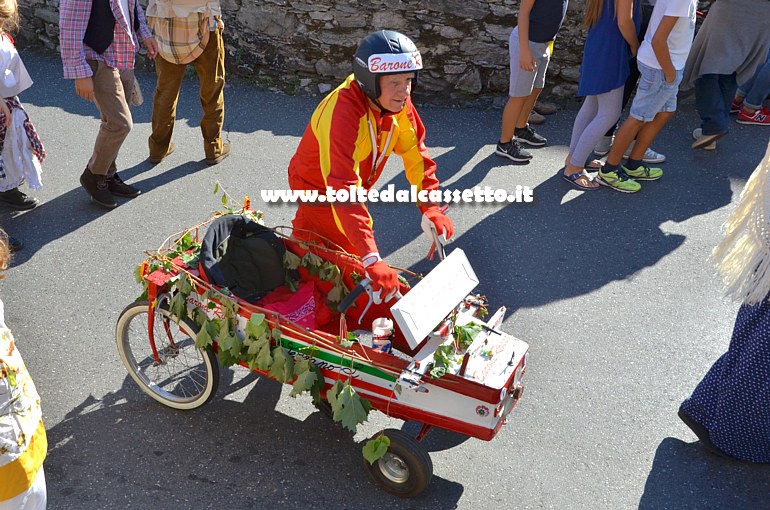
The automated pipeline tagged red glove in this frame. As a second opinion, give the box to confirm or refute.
[363,257,399,304]
[422,207,454,244]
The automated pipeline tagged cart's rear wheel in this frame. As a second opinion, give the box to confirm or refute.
[364,428,433,498]
[116,301,219,409]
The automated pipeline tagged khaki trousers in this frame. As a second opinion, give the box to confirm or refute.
[87,60,135,176]
[149,28,226,161]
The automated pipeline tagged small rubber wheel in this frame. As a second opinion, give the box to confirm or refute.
[363,428,433,498]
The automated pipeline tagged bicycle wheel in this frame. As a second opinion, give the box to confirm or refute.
[116,301,219,410]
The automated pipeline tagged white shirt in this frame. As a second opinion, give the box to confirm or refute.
[637,0,697,70]
[118,0,133,41]
[0,35,32,98]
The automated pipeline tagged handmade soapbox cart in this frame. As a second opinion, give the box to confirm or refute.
[116,210,529,498]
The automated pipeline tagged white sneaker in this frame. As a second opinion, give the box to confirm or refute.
[692,128,717,151]
[623,140,667,163]
[593,135,613,156]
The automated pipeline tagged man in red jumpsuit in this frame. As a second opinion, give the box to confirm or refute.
[288,30,454,314]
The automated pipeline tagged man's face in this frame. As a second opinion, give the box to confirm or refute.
[376,73,414,112]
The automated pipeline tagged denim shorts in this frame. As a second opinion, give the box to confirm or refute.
[508,26,551,97]
[630,62,684,122]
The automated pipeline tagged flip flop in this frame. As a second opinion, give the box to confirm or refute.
[562,169,600,191]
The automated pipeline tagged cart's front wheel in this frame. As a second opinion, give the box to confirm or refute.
[116,301,219,410]
[364,428,433,498]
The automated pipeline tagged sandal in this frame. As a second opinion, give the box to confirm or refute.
[585,159,604,171]
[562,169,600,191]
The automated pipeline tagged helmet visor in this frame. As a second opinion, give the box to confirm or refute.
[367,51,423,74]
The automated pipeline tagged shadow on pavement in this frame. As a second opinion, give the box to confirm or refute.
[46,370,463,510]
[638,437,770,509]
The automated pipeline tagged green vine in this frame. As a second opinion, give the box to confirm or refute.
[135,209,382,461]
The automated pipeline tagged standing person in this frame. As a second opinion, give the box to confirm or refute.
[678,141,770,463]
[0,230,47,509]
[59,0,158,209]
[562,0,641,190]
[495,0,568,163]
[733,48,770,126]
[593,0,667,164]
[0,0,45,212]
[683,0,770,150]
[597,0,697,193]
[146,0,229,166]
[288,30,453,329]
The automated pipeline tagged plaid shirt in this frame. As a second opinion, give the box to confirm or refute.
[59,0,152,79]
[149,13,220,65]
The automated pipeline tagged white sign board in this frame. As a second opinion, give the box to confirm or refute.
[391,248,479,349]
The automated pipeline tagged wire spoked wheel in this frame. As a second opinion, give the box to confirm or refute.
[116,301,219,410]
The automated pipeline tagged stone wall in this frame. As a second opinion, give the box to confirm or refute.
[17,0,711,106]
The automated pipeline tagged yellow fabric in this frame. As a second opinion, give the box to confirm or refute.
[0,420,47,501]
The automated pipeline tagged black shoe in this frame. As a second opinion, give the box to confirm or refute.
[515,124,547,147]
[495,139,532,162]
[8,235,23,252]
[0,188,39,211]
[80,167,117,209]
[205,143,231,165]
[677,405,729,459]
[107,172,141,198]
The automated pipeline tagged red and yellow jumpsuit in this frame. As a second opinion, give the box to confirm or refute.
[288,74,440,344]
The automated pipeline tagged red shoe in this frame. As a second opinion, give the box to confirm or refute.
[730,98,743,114]
[737,107,770,125]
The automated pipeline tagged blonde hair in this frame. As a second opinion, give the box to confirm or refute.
[0,0,19,34]
[584,0,621,29]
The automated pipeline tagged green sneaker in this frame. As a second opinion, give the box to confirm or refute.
[622,164,663,181]
[597,168,641,193]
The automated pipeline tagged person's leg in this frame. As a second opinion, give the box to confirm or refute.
[82,60,132,208]
[500,95,529,144]
[88,60,133,176]
[568,87,623,173]
[694,74,730,136]
[192,28,227,162]
[514,41,550,147]
[149,55,187,161]
[741,59,770,111]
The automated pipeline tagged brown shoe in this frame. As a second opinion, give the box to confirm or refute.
[534,101,558,115]
[205,143,231,165]
[528,111,546,125]
[148,142,176,164]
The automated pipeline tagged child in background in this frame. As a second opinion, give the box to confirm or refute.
[0,0,45,211]
[495,0,568,163]
[598,0,697,193]
[563,0,640,190]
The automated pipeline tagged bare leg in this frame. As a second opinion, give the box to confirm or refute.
[628,111,674,160]
[516,88,542,128]
[605,117,645,167]
[500,95,530,143]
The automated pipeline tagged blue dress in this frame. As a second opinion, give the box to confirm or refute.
[578,0,642,97]
[680,298,770,463]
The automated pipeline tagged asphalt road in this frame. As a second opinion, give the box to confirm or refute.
[4,48,770,510]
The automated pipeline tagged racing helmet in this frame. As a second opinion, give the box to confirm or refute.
[353,30,423,103]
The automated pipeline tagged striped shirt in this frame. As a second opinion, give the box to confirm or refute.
[59,0,152,80]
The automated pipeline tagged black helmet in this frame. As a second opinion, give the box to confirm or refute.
[353,30,423,104]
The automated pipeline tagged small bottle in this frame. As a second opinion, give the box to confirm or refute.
[371,317,394,353]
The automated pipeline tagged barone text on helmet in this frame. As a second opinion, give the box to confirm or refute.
[368,52,423,73]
